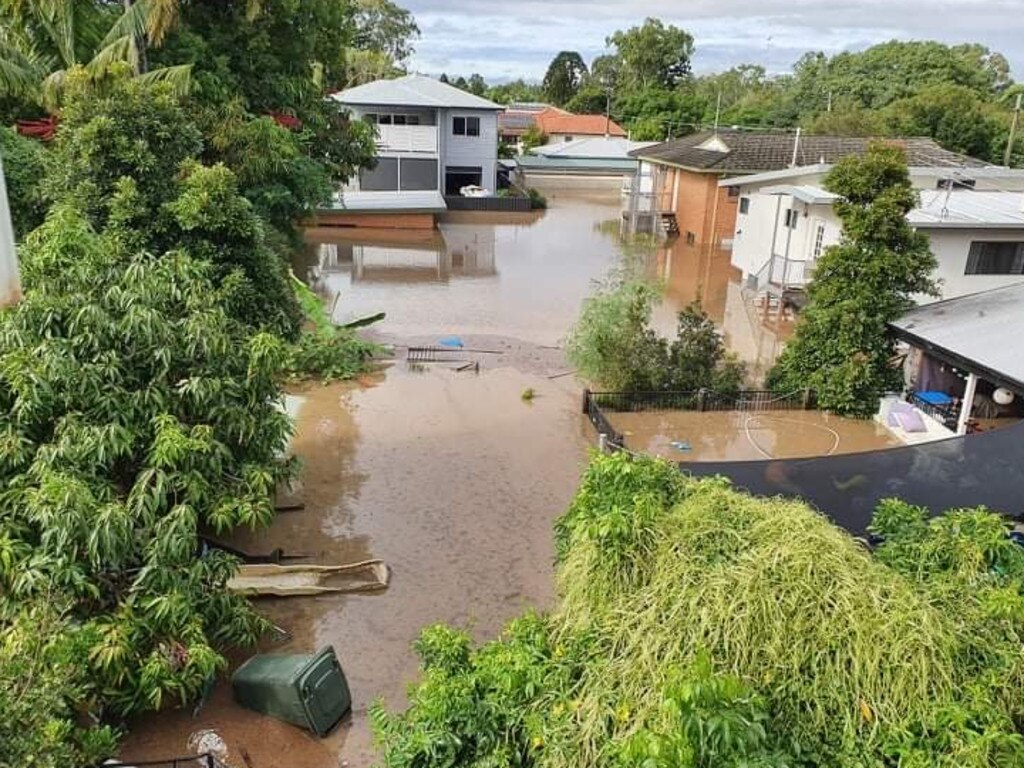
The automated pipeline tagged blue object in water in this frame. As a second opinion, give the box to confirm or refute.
[916,390,954,406]
[438,336,464,348]
[670,440,692,452]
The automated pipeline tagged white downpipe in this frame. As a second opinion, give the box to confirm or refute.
[0,151,22,308]
[957,372,979,435]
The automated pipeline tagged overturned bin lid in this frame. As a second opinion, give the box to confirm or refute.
[232,646,351,737]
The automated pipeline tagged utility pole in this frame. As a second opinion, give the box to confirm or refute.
[0,152,23,308]
[713,90,722,132]
[604,88,611,138]
[826,90,833,112]
[790,127,802,167]
[1005,93,1022,168]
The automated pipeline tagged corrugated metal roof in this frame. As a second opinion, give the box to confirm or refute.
[761,184,839,204]
[890,283,1024,391]
[332,75,501,110]
[517,156,637,173]
[633,130,989,172]
[532,136,656,160]
[909,191,1024,228]
[322,190,447,213]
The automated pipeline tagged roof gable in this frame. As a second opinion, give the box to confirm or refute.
[332,74,501,110]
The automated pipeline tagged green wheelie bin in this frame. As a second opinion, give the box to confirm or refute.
[231,646,351,736]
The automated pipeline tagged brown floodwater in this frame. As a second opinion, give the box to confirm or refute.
[296,193,789,363]
[612,410,901,462]
[119,354,592,767]
[119,191,797,766]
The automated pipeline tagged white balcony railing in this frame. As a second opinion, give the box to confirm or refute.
[375,125,438,154]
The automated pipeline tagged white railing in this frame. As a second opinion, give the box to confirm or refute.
[750,254,812,292]
[375,125,437,153]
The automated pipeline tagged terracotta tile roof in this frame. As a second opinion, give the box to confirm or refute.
[535,107,626,138]
[631,130,989,172]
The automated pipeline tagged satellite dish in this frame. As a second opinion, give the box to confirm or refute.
[994,388,1016,406]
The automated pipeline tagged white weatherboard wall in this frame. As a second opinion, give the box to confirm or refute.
[438,108,498,193]
[731,193,842,279]
[921,228,1024,299]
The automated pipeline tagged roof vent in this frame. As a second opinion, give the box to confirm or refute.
[697,135,730,153]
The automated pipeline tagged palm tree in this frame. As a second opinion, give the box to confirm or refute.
[0,0,192,111]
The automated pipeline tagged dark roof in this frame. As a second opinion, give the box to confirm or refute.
[630,130,990,173]
[888,282,1024,393]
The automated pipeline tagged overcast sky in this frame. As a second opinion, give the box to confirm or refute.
[400,0,1024,82]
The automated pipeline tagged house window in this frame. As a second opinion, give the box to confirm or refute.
[965,241,1024,275]
[563,135,573,142]
[453,116,481,136]
[739,197,750,214]
[727,186,740,198]
[378,114,393,125]
[783,208,799,229]
[812,223,826,259]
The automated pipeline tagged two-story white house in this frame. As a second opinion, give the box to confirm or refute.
[332,74,501,200]
[723,164,1024,303]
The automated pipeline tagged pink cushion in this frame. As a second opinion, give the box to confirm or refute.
[895,410,927,433]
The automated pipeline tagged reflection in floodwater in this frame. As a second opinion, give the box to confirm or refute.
[301,195,795,378]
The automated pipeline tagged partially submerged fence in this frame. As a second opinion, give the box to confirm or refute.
[582,388,815,451]
[443,195,532,212]
[100,755,223,768]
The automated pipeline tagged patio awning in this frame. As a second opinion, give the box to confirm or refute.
[888,283,1024,393]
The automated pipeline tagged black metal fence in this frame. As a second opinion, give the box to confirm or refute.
[100,754,221,768]
[582,388,815,451]
[443,195,532,212]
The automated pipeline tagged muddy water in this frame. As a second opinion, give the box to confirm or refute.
[613,410,900,462]
[120,360,591,767]
[119,191,794,766]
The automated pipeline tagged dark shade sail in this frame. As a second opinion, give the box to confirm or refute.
[683,421,1024,535]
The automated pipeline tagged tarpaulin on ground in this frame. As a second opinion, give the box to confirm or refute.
[683,420,1024,535]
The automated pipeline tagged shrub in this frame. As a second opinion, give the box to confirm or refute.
[374,454,1024,767]
[0,127,47,238]
[567,275,745,392]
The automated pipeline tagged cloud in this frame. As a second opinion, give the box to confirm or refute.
[400,0,1024,81]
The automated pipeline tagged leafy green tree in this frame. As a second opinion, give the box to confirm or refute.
[543,50,588,106]
[152,0,376,185]
[768,143,937,415]
[882,83,1003,160]
[351,0,419,64]
[665,304,745,394]
[0,601,120,767]
[565,85,609,116]
[467,73,487,97]
[45,70,301,336]
[0,126,47,237]
[486,78,544,105]
[617,86,705,141]
[607,18,694,90]
[0,203,292,728]
[0,0,191,114]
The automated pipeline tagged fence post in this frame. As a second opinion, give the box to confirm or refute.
[598,433,608,453]
[802,388,813,410]
[582,388,591,414]
[696,388,707,412]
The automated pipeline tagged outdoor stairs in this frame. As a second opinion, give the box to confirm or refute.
[659,212,680,237]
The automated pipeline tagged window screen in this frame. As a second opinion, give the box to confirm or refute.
[399,158,438,191]
[359,157,398,191]
[965,242,1024,275]
[739,197,750,214]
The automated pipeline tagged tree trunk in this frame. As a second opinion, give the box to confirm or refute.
[122,0,149,74]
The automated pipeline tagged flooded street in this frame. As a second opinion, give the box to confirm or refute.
[119,191,792,766]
